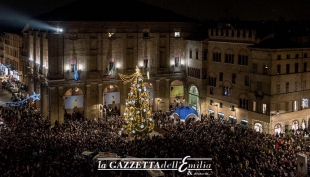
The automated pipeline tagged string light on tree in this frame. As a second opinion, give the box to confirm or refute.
[119,66,154,136]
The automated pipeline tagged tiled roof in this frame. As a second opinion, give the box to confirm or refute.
[249,35,306,49]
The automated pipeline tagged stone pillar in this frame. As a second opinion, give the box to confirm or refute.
[49,87,57,126]
[28,77,34,94]
[98,84,103,118]
[155,79,160,111]
[84,84,91,119]
[41,85,49,118]
[58,86,64,124]
[165,79,170,112]
[121,81,127,114]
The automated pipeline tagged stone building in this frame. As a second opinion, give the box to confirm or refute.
[20,0,310,133]
[0,20,24,81]
[22,0,200,125]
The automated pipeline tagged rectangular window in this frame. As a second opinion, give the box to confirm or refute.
[276,83,280,94]
[285,102,289,112]
[245,75,250,86]
[208,77,216,87]
[304,62,307,72]
[189,50,192,59]
[219,72,223,81]
[295,82,298,91]
[262,104,267,114]
[277,64,281,74]
[143,32,149,38]
[174,31,180,37]
[286,82,289,93]
[295,54,299,59]
[304,53,308,58]
[257,82,262,91]
[295,63,299,73]
[223,87,232,97]
[286,64,290,74]
[277,55,281,60]
[108,32,115,38]
[196,50,199,59]
[252,63,258,73]
[263,65,268,75]
[286,54,290,59]
[232,73,236,84]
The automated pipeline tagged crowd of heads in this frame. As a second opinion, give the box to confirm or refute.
[0,104,309,176]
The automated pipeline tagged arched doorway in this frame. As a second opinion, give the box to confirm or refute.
[188,85,200,115]
[254,122,263,133]
[63,87,84,114]
[292,120,299,130]
[274,124,282,135]
[170,80,184,110]
[103,85,120,116]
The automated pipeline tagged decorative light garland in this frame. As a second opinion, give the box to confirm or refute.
[0,92,40,107]
[119,66,154,136]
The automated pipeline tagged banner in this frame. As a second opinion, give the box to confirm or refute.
[170,86,184,97]
[64,95,83,109]
[104,92,120,104]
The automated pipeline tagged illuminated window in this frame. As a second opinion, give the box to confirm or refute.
[262,104,267,114]
[301,98,309,109]
[254,123,263,133]
[174,31,180,37]
[108,33,115,38]
[274,124,281,134]
[292,120,299,130]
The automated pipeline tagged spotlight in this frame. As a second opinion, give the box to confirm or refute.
[56,28,63,33]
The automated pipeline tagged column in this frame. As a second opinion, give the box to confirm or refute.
[121,81,127,115]
[58,86,64,124]
[165,79,170,112]
[41,85,49,118]
[49,87,57,126]
[84,84,91,119]
[155,79,160,111]
[98,84,103,118]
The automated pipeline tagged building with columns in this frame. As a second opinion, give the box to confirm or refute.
[22,0,200,125]
[18,0,310,133]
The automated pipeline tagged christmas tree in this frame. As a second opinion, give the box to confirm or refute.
[119,66,154,136]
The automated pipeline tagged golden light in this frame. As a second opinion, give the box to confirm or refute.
[119,66,154,136]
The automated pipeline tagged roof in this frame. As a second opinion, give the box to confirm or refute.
[33,0,197,22]
[174,106,198,120]
[249,35,306,49]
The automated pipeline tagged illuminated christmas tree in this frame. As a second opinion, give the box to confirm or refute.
[118,66,154,136]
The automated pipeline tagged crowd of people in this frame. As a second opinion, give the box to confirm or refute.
[0,70,308,176]
[0,98,309,176]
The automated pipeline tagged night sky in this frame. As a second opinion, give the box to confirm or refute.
[0,0,310,21]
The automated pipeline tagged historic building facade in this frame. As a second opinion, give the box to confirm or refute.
[17,0,310,133]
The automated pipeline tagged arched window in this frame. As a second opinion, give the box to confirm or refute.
[292,120,299,130]
[274,124,281,134]
[254,123,263,133]
[302,119,306,130]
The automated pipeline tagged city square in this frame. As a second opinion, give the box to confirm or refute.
[1,0,310,176]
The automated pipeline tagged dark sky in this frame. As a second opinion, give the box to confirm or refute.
[0,0,310,21]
